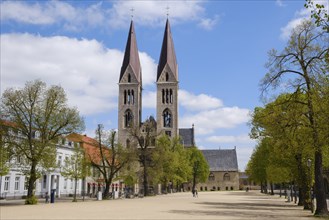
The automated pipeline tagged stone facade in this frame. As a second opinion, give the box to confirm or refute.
[198,171,239,192]
[197,149,240,192]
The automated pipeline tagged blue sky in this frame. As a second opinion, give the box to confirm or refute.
[1,0,326,171]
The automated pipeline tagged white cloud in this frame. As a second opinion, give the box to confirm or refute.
[1,33,157,116]
[275,0,285,7]
[179,90,223,111]
[198,15,220,31]
[143,91,157,109]
[1,1,218,30]
[180,107,250,135]
[206,134,255,144]
[0,1,105,31]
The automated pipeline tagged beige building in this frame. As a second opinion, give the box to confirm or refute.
[198,149,239,192]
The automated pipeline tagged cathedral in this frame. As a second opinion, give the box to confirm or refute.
[117,19,194,147]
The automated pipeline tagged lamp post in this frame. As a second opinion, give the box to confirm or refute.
[307,158,313,213]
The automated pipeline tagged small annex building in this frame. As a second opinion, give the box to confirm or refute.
[198,148,239,192]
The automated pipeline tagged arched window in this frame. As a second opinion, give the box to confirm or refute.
[165,72,169,81]
[124,90,127,104]
[166,89,169,103]
[208,173,215,181]
[162,89,165,104]
[131,90,134,104]
[127,90,131,104]
[163,109,172,128]
[124,110,133,127]
[223,173,230,181]
[128,74,131,83]
[170,89,173,103]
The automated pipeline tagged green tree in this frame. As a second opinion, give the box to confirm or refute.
[0,80,84,204]
[61,144,89,202]
[261,20,328,216]
[152,135,191,193]
[305,0,329,32]
[187,146,209,192]
[92,124,136,199]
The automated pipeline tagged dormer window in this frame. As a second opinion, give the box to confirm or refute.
[165,72,169,81]
[128,74,131,83]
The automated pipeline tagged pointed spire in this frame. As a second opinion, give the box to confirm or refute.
[119,20,141,83]
[157,19,177,81]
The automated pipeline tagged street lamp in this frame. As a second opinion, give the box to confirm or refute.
[307,158,313,213]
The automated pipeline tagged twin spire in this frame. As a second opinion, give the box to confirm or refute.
[119,20,141,83]
[119,19,177,83]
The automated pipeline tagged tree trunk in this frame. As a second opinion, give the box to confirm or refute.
[314,151,329,216]
[304,73,328,216]
[298,187,304,206]
[26,161,38,203]
[142,156,148,196]
[270,182,274,195]
[73,177,77,202]
[103,180,111,199]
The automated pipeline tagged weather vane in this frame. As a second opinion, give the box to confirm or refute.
[130,8,134,19]
[166,6,170,18]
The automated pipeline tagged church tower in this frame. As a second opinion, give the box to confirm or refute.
[156,19,179,138]
[118,20,142,147]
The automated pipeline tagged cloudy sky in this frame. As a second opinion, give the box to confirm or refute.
[1,0,326,171]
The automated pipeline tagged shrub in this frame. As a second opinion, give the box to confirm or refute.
[25,196,38,205]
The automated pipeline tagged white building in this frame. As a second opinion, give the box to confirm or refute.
[0,138,84,199]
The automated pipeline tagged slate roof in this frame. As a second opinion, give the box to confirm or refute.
[179,128,195,147]
[119,20,141,83]
[201,149,238,172]
[157,19,178,81]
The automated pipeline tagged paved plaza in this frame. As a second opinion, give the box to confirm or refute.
[0,191,324,220]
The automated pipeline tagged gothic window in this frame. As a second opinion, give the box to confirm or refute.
[127,90,131,104]
[208,173,215,181]
[162,89,165,104]
[223,173,230,181]
[131,90,134,104]
[163,109,172,128]
[166,89,169,103]
[124,110,133,127]
[165,72,169,81]
[124,90,127,104]
[128,74,131,83]
[170,89,173,104]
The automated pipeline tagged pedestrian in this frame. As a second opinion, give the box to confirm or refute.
[195,188,198,198]
[192,189,195,197]
[45,192,49,203]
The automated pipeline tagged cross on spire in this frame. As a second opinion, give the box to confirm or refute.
[166,6,170,18]
[130,8,134,20]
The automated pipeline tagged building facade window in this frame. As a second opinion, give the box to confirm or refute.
[24,177,29,190]
[223,173,230,181]
[64,178,67,190]
[165,72,169,81]
[4,177,10,191]
[57,155,62,167]
[43,175,47,189]
[15,176,20,191]
[124,110,133,128]
[208,173,215,181]
[163,109,172,128]
[128,74,131,83]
